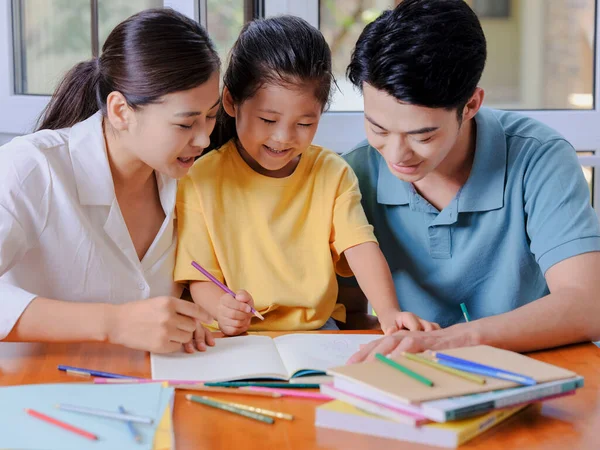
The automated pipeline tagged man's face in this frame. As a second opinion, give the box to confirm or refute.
[362,82,463,182]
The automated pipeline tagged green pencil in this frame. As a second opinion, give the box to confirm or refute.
[402,352,486,384]
[204,382,320,388]
[375,353,434,387]
[186,395,274,424]
[460,303,471,322]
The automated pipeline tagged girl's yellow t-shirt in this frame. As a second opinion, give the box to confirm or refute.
[174,140,377,330]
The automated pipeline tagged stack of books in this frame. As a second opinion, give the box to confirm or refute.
[316,345,583,448]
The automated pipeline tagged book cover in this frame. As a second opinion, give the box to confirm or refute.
[315,400,527,448]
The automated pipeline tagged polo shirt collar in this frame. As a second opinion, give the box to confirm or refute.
[457,107,506,212]
[376,156,411,205]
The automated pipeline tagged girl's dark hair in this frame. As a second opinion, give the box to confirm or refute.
[347,0,486,115]
[210,15,333,150]
[37,8,220,131]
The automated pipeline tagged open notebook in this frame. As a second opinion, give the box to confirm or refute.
[151,333,381,382]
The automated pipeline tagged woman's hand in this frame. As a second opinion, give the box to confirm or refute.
[106,296,213,353]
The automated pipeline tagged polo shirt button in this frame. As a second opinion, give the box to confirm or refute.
[137,281,146,290]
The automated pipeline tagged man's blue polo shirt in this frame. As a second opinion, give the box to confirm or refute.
[343,108,600,327]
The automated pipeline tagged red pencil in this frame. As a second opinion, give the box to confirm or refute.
[25,408,99,441]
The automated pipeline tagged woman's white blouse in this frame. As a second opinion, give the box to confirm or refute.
[0,112,182,339]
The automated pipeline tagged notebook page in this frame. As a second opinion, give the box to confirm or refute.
[151,335,289,382]
[273,333,382,377]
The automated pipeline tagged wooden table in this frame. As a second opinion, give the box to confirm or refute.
[1,333,600,449]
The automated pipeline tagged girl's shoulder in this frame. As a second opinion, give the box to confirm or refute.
[305,144,354,175]
[189,140,236,170]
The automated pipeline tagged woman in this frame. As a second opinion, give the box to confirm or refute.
[0,9,220,353]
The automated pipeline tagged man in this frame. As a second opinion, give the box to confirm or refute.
[342,0,600,362]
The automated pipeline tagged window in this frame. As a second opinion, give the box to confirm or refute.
[320,0,596,112]
[13,0,163,96]
[0,0,255,134]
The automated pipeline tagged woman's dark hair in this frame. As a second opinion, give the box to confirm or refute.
[37,8,220,131]
[210,15,333,150]
[347,0,486,115]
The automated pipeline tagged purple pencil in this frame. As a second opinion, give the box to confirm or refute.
[191,261,264,320]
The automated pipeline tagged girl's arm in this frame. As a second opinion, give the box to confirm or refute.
[343,242,440,334]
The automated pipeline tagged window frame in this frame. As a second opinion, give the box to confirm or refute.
[2,0,600,213]
[0,0,223,135]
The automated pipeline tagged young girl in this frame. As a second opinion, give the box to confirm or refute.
[0,9,219,353]
[174,15,439,335]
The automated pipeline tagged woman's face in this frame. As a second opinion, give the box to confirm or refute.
[126,71,221,179]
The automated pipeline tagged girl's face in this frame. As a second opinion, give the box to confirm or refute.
[223,82,323,178]
[126,71,221,179]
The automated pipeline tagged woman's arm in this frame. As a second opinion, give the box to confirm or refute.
[4,295,210,353]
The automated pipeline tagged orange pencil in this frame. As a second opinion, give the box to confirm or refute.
[25,408,99,440]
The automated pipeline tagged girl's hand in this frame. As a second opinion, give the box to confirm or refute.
[217,290,254,336]
[183,320,215,353]
[378,310,441,335]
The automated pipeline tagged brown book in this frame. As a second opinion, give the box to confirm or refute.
[328,345,578,404]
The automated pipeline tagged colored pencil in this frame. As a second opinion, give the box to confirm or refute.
[375,353,434,387]
[191,261,264,320]
[431,352,537,386]
[25,408,98,441]
[402,352,486,384]
[172,385,282,397]
[212,399,294,420]
[204,381,321,388]
[241,386,333,400]
[186,395,274,424]
[93,378,204,385]
[58,365,138,379]
[66,369,91,378]
[56,403,154,424]
[460,303,471,322]
[119,405,142,443]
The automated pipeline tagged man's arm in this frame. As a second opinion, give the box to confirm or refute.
[472,251,600,351]
[348,251,600,362]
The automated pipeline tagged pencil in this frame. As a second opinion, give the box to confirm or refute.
[93,378,204,385]
[213,399,294,420]
[57,365,138,379]
[241,386,333,400]
[402,352,486,384]
[56,403,154,424]
[25,408,98,441]
[375,353,434,387]
[186,395,274,424]
[119,405,142,443]
[66,369,91,378]
[204,381,321,388]
[431,352,537,386]
[460,303,471,322]
[191,261,264,320]
[173,385,282,398]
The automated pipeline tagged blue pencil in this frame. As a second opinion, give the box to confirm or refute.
[57,365,139,379]
[432,353,537,386]
[119,405,142,443]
